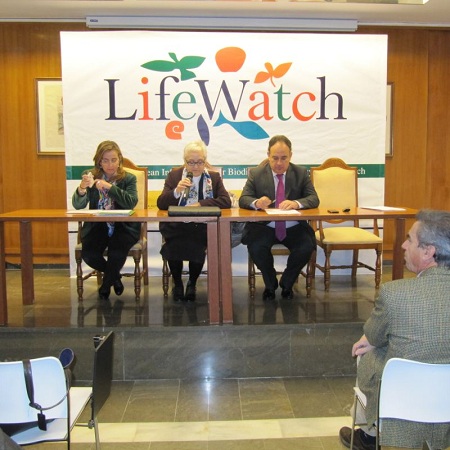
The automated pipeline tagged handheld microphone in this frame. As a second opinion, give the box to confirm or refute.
[180,171,193,203]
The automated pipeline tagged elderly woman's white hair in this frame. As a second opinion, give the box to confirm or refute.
[183,140,208,161]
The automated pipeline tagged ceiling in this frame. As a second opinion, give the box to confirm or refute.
[0,0,449,29]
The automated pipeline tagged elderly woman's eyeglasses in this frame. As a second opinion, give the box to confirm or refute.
[185,160,205,167]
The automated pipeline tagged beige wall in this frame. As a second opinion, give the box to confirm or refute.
[1,23,449,263]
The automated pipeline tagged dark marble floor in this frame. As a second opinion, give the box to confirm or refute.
[3,263,412,328]
[2,265,418,449]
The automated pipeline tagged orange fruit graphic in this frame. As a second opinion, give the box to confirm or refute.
[215,47,246,72]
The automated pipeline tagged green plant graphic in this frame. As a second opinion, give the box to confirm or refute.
[141,52,206,81]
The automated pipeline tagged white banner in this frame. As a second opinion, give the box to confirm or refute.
[61,31,387,276]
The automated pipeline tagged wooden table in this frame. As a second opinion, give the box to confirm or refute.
[0,209,220,326]
[218,207,418,324]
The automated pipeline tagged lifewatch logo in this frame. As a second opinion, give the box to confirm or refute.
[104,46,347,145]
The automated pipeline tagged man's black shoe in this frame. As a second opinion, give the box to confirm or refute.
[281,287,293,299]
[262,288,276,300]
[185,281,196,302]
[172,284,184,302]
[98,285,110,300]
[339,427,376,450]
[113,278,124,296]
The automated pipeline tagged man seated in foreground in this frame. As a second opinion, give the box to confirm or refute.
[339,209,450,450]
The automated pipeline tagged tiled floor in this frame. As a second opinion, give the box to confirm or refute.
[24,376,355,449]
[2,264,415,449]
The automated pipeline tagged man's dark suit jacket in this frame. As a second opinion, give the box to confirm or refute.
[239,162,319,212]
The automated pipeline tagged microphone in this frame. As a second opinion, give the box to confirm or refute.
[180,171,193,204]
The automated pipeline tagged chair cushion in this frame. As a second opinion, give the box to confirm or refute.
[316,227,382,244]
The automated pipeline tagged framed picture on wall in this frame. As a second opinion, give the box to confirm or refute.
[386,82,394,157]
[35,78,65,155]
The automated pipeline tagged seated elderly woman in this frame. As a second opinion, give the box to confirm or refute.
[157,140,231,302]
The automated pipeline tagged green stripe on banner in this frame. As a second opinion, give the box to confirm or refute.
[66,164,385,180]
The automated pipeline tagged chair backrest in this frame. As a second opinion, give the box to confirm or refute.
[378,357,450,424]
[0,356,68,425]
[123,157,148,210]
[91,331,114,419]
[310,157,357,209]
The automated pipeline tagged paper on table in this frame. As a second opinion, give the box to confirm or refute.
[264,209,300,215]
[360,206,406,211]
[67,209,135,216]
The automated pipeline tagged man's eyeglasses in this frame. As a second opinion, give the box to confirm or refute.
[185,160,205,167]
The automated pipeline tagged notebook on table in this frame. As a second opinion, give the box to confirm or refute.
[168,206,221,217]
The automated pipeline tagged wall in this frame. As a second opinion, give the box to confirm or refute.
[1,23,449,264]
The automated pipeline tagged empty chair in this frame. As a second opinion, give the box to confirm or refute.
[351,357,450,449]
[309,157,382,291]
[0,331,114,450]
[0,356,92,449]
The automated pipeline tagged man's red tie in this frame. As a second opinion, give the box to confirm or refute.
[275,174,287,241]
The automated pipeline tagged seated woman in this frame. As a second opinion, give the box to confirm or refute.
[72,140,140,300]
[157,140,231,301]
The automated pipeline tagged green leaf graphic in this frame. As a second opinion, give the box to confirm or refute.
[141,53,206,81]
[141,60,177,72]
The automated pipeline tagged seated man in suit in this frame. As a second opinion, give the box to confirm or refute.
[339,209,450,450]
[239,135,319,300]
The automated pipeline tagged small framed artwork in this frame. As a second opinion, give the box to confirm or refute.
[386,82,394,157]
[35,78,65,155]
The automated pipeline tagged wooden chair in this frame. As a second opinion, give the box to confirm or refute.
[309,157,382,292]
[75,158,148,300]
[246,160,314,298]
[248,243,314,298]
[161,165,222,296]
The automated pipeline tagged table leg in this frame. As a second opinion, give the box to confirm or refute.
[0,222,8,325]
[206,221,220,325]
[392,218,405,280]
[219,221,233,324]
[20,220,35,305]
